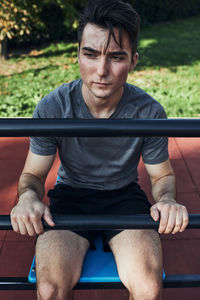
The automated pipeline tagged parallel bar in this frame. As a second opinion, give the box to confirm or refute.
[164,274,200,288]
[1,214,200,230]
[0,119,200,137]
[0,278,36,290]
[1,275,200,290]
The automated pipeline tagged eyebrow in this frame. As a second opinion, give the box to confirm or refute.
[81,47,128,56]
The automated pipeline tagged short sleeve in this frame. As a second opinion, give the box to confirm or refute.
[30,102,58,156]
[141,104,169,165]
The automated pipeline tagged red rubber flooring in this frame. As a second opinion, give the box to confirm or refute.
[0,137,200,300]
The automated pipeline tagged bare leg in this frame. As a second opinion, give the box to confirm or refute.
[109,230,162,300]
[36,230,89,300]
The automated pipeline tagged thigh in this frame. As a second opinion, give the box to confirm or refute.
[102,182,151,250]
[109,230,162,290]
[36,230,89,288]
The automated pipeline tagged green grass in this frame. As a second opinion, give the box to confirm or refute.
[128,15,200,117]
[0,15,200,117]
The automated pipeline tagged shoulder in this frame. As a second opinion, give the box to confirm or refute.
[124,83,167,119]
[33,79,82,118]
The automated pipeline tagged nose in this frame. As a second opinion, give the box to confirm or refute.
[97,57,108,77]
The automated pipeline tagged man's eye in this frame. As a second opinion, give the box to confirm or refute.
[112,56,123,61]
[84,53,96,58]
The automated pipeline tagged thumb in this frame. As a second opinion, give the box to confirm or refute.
[150,205,160,222]
[43,208,55,227]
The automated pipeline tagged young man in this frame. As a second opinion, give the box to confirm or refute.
[11,1,188,299]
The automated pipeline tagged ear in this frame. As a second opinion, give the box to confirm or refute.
[129,52,139,72]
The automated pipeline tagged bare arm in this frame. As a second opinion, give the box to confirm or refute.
[11,150,56,236]
[145,159,188,234]
[17,149,55,198]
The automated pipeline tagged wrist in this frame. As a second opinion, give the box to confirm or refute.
[18,173,45,200]
[18,189,41,203]
[159,196,176,203]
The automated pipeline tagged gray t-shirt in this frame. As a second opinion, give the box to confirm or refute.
[30,79,168,190]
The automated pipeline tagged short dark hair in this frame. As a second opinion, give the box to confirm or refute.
[78,0,140,56]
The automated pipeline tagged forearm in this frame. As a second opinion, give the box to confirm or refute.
[147,160,188,234]
[18,172,45,201]
[151,173,176,203]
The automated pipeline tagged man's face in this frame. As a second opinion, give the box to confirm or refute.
[78,23,138,101]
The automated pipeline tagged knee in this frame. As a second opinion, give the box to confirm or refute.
[37,281,57,300]
[127,278,162,300]
[138,279,161,300]
[37,279,74,300]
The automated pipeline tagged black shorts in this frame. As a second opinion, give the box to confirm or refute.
[47,181,151,251]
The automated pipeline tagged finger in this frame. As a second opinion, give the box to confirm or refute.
[180,208,189,232]
[31,216,44,235]
[43,208,55,227]
[18,220,28,235]
[171,208,183,234]
[150,206,160,222]
[158,204,170,234]
[33,220,44,235]
[163,205,177,234]
[11,219,20,233]
[25,222,37,236]
[11,214,20,233]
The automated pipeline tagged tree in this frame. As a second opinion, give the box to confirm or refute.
[54,0,87,32]
[0,0,40,60]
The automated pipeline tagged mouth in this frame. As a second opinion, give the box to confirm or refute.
[93,82,111,87]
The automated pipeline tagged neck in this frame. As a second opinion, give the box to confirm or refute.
[82,83,123,118]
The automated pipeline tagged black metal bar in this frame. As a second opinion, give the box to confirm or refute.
[164,274,200,288]
[1,214,200,230]
[0,118,200,137]
[1,275,200,290]
[0,278,36,290]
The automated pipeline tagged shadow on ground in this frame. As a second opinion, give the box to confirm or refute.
[9,43,78,60]
[136,16,200,71]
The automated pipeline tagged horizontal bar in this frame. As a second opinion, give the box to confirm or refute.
[76,274,200,289]
[1,274,200,290]
[164,274,200,288]
[1,214,200,230]
[0,119,200,137]
[0,278,35,290]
